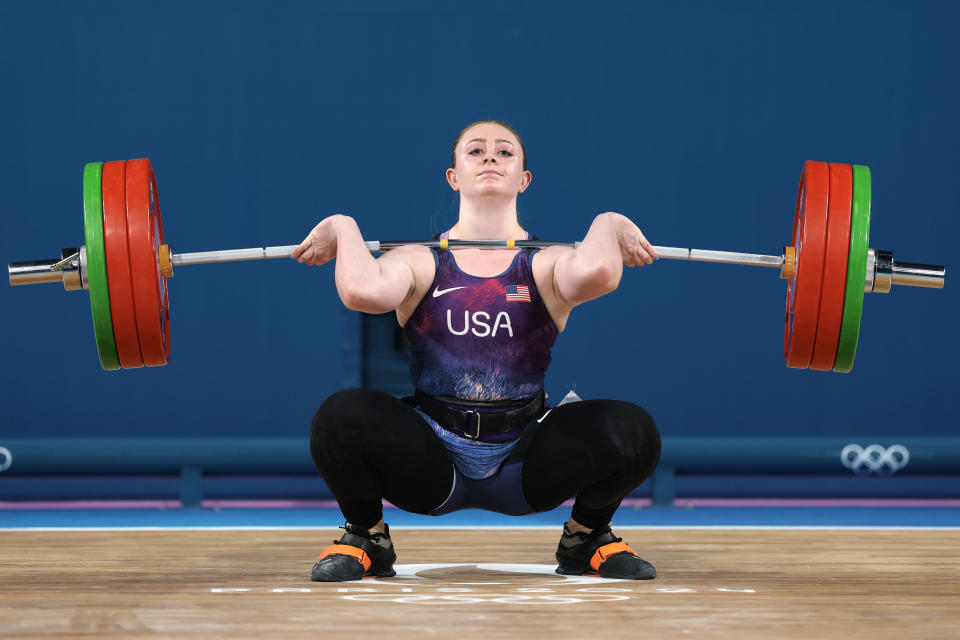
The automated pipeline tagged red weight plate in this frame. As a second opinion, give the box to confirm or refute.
[784,161,829,369]
[810,163,853,371]
[101,161,144,369]
[126,158,170,366]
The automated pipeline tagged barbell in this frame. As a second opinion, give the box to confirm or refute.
[7,159,946,373]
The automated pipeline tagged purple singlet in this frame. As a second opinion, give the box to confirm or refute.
[403,248,559,402]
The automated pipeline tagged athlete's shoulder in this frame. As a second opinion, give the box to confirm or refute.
[380,243,436,272]
[381,243,434,260]
[530,244,572,274]
[530,245,574,332]
[389,245,439,325]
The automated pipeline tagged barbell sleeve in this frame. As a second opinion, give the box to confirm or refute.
[7,248,83,290]
[891,262,946,289]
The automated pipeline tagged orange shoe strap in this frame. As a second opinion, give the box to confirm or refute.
[318,544,372,571]
[590,541,636,572]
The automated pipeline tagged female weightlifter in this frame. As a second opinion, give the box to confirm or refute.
[293,120,662,582]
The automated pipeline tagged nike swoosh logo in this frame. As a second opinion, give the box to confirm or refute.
[432,286,466,298]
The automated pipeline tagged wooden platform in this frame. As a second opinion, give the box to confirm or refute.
[1,528,958,638]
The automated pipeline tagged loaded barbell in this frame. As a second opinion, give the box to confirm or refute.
[7,159,946,373]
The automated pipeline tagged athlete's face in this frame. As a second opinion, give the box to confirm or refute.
[446,123,531,199]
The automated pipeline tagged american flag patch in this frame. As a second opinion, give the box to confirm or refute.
[505,285,531,302]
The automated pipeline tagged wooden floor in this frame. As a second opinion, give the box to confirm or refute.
[1,528,958,639]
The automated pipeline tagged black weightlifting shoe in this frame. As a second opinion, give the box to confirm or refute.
[311,522,397,582]
[555,523,656,580]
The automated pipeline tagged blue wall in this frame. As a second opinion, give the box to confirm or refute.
[1,1,956,442]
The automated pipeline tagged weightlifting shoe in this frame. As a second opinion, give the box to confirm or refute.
[311,522,397,582]
[555,523,656,579]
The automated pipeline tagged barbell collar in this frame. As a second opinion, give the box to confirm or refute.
[60,248,83,291]
[864,249,876,293]
[50,249,79,272]
[873,250,894,293]
[79,245,89,291]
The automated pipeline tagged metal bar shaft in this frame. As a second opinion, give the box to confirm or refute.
[170,241,785,268]
[172,246,299,266]
[652,247,783,268]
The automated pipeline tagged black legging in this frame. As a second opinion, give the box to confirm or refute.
[310,388,661,530]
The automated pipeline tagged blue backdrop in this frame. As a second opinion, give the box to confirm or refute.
[1,0,955,444]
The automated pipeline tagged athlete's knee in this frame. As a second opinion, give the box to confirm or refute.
[310,388,378,466]
[312,389,363,440]
[600,401,661,478]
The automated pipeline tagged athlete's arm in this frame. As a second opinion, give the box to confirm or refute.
[293,214,419,314]
[533,212,655,330]
[554,212,656,304]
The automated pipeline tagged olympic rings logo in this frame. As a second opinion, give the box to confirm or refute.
[840,444,909,476]
[342,593,629,605]
[0,447,11,473]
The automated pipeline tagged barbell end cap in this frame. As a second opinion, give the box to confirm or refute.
[159,244,174,278]
[780,246,796,280]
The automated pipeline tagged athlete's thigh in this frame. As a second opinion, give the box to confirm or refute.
[312,389,456,510]
[520,399,658,508]
[312,388,453,477]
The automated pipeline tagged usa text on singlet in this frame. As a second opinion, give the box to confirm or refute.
[403,247,559,402]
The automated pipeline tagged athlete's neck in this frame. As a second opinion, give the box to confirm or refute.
[450,199,525,240]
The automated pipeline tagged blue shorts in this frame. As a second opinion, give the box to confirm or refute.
[428,422,540,517]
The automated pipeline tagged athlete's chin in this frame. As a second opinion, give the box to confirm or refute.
[465,186,517,200]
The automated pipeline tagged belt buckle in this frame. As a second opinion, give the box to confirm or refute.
[465,410,481,440]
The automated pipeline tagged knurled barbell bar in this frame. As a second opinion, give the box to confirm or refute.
[7,159,946,373]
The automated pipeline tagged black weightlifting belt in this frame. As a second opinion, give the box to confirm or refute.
[414,389,546,441]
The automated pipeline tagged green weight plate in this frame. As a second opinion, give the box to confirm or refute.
[833,164,871,373]
[82,162,120,370]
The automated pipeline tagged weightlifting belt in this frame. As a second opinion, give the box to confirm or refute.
[414,390,546,440]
